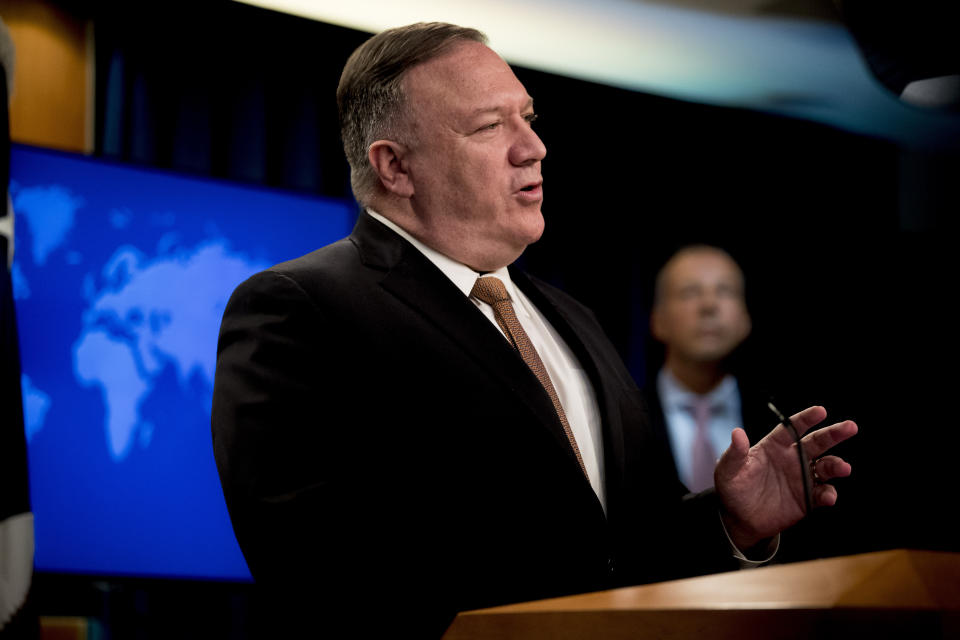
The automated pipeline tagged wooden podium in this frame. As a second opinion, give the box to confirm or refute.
[442,549,960,639]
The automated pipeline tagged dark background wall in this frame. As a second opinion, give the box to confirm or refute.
[23,0,960,637]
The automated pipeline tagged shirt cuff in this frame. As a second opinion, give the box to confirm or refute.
[719,512,780,568]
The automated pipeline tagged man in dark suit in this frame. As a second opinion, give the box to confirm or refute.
[645,245,770,493]
[211,22,857,638]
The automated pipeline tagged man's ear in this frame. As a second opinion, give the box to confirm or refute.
[368,140,414,198]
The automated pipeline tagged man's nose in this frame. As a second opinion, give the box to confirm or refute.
[698,292,720,313]
[509,120,547,166]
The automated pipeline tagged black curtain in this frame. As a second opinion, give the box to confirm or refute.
[94,0,366,200]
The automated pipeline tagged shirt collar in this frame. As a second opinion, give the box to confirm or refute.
[658,367,739,413]
[366,208,525,313]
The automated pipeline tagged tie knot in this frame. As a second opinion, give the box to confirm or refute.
[689,395,714,423]
[471,276,510,305]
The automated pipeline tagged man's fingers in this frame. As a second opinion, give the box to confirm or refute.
[811,454,852,482]
[802,420,858,459]
[716,427,750,480]
[730,426,750,455]
[767,406,827,446]
[813,482,839,507]
[786,405,828,437]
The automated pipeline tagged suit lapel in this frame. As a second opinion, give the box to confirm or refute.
[350,213,580,471]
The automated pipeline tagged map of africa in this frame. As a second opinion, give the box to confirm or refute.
[11,145,354,579]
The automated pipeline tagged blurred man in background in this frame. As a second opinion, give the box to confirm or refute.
[646,245,769,492]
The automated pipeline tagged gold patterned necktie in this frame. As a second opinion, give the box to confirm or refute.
[471,276,588,479]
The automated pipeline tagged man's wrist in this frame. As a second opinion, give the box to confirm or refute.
[719,509,766,550]
[719,512,779,566]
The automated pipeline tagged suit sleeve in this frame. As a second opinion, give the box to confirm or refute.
[211,270,417,634]
[212,270,324,561]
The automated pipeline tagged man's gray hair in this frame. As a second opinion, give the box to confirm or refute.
[337,22,487,206]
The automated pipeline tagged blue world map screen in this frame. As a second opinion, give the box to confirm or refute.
[10,144,357,581]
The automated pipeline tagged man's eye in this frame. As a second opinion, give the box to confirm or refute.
[524,113,539,125]
[478,122,501,132]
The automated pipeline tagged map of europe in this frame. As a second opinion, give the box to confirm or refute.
[11,145,354,580]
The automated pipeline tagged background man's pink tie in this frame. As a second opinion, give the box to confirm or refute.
[689,396,717,492]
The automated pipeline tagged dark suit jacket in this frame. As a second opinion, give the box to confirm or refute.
[211,212,738,637]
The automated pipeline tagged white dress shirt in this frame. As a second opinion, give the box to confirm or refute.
[367,210,606,509]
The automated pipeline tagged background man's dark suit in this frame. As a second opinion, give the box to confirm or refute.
[212,212,737,636]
